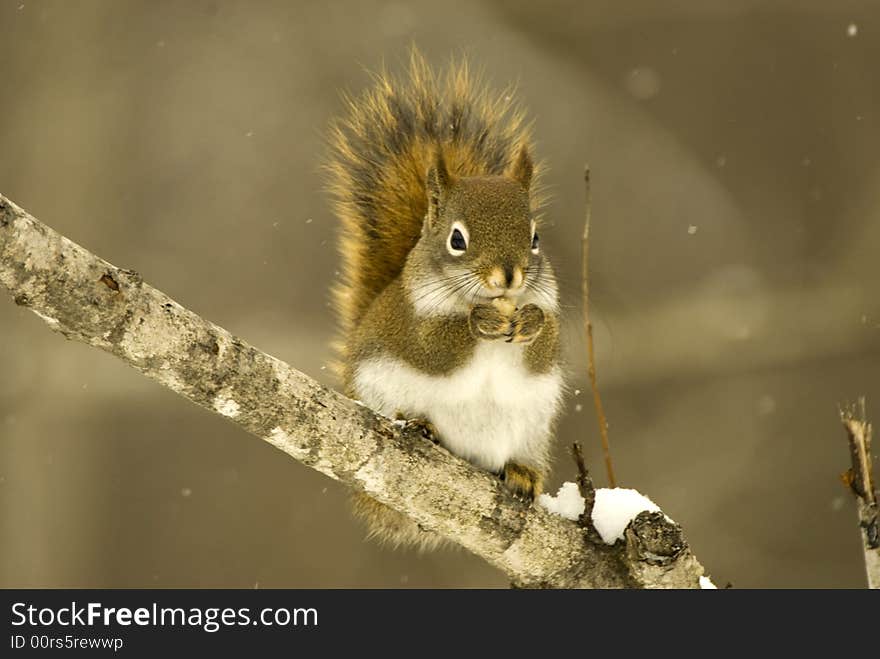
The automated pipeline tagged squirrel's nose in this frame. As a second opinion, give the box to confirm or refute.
[507,265,524,289]
[503,266,515,288]
[488,265,524,291]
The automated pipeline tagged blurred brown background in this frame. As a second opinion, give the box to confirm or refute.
[2,0,879,588]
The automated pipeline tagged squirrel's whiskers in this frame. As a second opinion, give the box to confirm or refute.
[325,49,563,550]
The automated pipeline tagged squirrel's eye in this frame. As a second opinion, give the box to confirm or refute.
[531,232,540,254]
[449,227,467,255]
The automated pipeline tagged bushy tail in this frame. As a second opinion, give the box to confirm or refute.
[325,50,542,343]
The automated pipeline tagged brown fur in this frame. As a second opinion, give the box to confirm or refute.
[325,49,545,370]
[324,51,560,550]
[502,462,544,501]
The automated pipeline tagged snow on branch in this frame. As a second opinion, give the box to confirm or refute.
[0,193,709,588]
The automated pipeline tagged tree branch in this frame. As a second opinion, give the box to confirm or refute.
[839,399,879,589]
[0,193,707,588]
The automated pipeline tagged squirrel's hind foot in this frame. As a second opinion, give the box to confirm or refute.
[500,462,543,502]
[395,413,440,444]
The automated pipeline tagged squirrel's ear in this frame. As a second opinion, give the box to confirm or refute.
[426,149,451,226]
[508,145,534,191]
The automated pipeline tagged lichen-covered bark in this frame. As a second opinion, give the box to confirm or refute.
[840,401,879,589]
[0,193,708,588]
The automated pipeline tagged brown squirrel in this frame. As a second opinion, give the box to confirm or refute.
[325,51,563,549]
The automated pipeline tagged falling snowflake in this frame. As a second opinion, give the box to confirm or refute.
[625,67,661,100]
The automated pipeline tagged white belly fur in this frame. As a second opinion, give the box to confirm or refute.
[353,341,563,473]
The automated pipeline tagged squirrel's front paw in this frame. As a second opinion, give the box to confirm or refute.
[507,304,544,344]
[500,462,543,502]
[468,304,512,341]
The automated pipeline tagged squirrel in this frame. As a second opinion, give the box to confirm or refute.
[325,51,563,550]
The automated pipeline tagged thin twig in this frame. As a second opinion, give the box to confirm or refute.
[570,442,596,525]
[839,398,879,589]
[582,166,617,487]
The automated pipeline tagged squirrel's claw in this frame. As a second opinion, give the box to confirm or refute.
[508,304,545,345]
[396,414,440,444]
